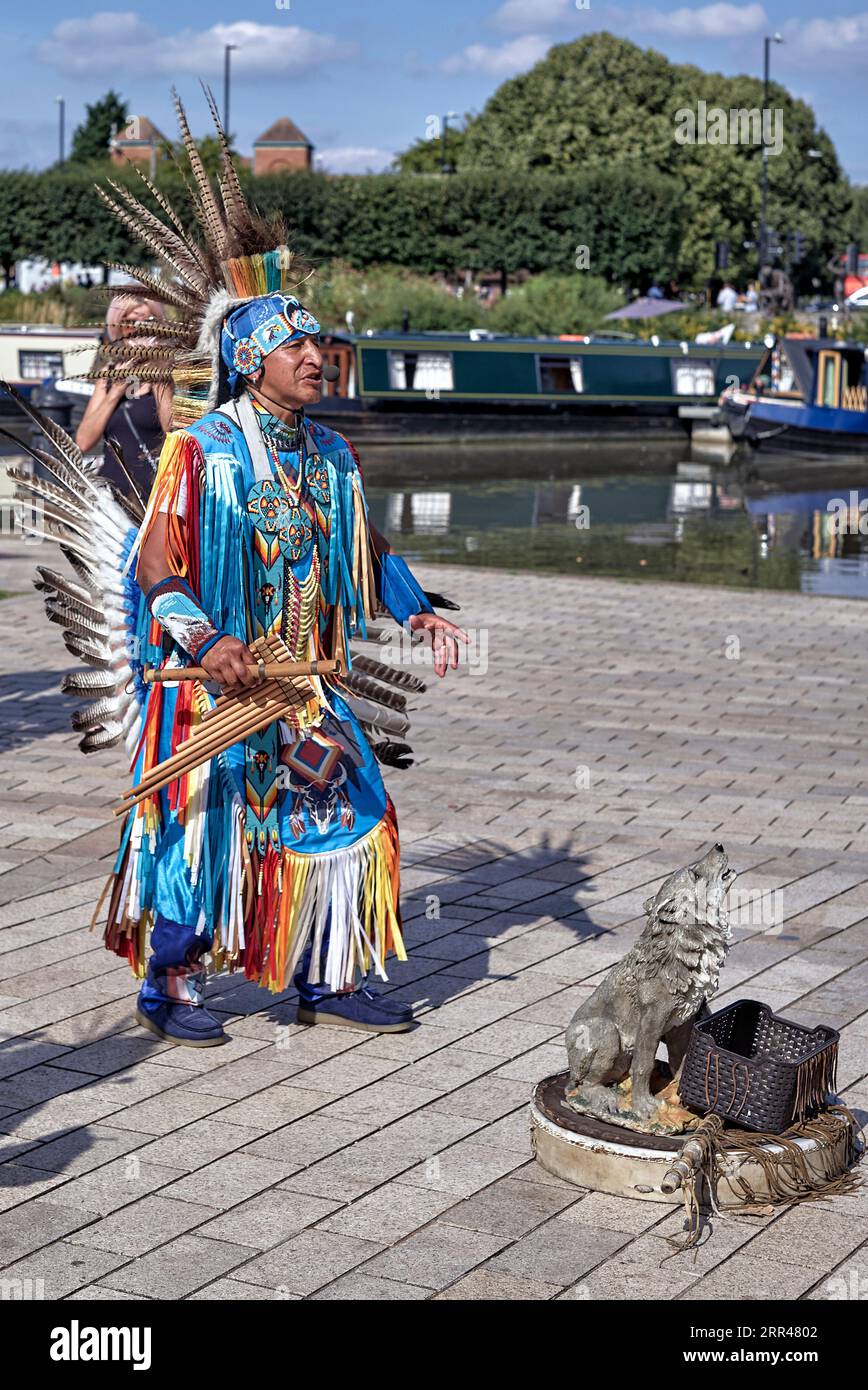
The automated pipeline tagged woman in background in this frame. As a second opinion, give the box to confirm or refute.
[75,295,173,500]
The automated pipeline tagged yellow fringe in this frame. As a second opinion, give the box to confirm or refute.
[255,809,404,994]
[351,473,378,628]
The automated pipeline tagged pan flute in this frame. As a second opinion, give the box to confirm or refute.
[115,632,338,816]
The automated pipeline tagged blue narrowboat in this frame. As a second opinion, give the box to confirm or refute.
[718,336,868,454]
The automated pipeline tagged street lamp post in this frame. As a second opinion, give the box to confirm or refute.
[758,33,783,276]
[56,96,65,165]
[441,111,459,174]
[223,44,238,138]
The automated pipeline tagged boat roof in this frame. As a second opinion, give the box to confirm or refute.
[779,337,867,395]
[784,336,867,352]
[351,330,758,350]
[0,323,101,337]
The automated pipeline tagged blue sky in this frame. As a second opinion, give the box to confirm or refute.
[4,1,868,182]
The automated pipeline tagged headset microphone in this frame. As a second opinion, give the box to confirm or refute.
[321,364,340,382]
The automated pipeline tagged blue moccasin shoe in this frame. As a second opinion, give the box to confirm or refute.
[136,1000,228,1047]
[297,989,413,1032]
[359,986,413,1020]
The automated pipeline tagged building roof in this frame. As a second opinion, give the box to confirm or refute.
[113,116,168,147]
[254,118,312,148]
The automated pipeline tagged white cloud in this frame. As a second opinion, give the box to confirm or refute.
[314,147,395,174]
[35,12,355,79]
[640,4,767,39]
[786,14,868,53]
[492,0,574,31]
[442,35,551,76]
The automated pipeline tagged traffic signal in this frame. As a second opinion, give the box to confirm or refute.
[847,243,861,274]
[791,231,807,264]
[715,239,729,270]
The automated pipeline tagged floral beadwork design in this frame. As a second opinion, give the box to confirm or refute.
[304,454,331,508]
[247,478,313,562]
[246,479,287,533]
[279,508,314,561]
[232,337,263,376]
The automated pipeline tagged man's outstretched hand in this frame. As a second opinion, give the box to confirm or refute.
[408,612,470,678]
[200,635,259,694]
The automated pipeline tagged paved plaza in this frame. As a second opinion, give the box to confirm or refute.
[0,537,866,1301]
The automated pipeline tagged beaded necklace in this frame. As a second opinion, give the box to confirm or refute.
[252,400,308,503]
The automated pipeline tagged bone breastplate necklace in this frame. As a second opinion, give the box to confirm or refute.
[244,416,323,852]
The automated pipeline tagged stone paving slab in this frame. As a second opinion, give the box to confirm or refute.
[0,546,867,1300]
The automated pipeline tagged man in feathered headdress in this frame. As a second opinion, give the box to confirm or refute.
[11,94,467,1047]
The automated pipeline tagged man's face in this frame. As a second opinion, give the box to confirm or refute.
[255,334,324,410]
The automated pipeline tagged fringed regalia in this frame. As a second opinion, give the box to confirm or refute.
[3,90,449,1016]
[105,401,415,994]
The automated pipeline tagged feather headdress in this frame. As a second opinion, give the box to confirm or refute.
[90,87,313,427]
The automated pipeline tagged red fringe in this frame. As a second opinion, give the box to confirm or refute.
[242,842,282,983]
[136,431,203,588]
[383,794,403,954]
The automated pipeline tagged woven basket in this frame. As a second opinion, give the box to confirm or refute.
[680,999,839,1133]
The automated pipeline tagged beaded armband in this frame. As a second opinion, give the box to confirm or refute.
[146,576,227,661]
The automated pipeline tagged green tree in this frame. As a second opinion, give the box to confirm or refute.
[393,120,469,174]
[69,91,129,165]
[396,32,852,290]
[251,166,685,289]
[847,186,868,250]
[486,273,622,335]
[11,169,148,278]
[0,173,34,286]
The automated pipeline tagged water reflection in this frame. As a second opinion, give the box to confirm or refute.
[365,443,868,599]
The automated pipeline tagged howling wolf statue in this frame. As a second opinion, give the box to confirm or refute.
[565,844,737,1129]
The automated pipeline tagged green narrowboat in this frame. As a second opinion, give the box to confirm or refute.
[317,330,763,439]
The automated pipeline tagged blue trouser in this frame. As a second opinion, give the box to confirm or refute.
[138,914,213,1012]
[139,910,362,1008]
[293,907,362,1004]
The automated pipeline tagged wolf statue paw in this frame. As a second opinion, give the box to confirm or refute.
[626,1092,660,1123]
[565,1083,621,1119]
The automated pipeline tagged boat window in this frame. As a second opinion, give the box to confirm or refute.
[671,361,716,395]
[387,351,453,392]
[18,350,63,381]
[410,492,452,535]
[538,355,584,393]
[816,350,840,408]
[771,349,797,393]
[841,351,867,411]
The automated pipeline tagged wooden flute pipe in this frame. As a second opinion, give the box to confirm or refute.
[114,697,296,813]
[115,666,318,804]
[118,679,298,794]
[144,656,344,683]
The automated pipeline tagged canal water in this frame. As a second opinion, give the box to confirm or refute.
[363,439,868,600]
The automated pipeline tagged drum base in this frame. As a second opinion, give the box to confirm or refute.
[531,1072,861,1207]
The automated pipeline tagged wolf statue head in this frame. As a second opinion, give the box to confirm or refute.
[643,843,738,941]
